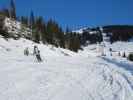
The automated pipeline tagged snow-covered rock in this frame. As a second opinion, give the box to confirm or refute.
[3,17,32,38]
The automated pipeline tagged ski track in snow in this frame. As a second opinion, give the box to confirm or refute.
[0,38,133,100]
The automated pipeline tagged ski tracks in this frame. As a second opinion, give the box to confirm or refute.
[95,58,133,100]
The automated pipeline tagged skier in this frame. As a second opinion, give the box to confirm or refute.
[109,48,112,56]
[33,45,42,62]
[109,48,112,52]
[123,52,126,58]
[24,47,29,56]
[36,50,42,62]
[118,52,121,56]
[33,45,38,55]
[110,52,112,56]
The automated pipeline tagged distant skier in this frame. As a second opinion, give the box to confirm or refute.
[118,52,121,56]
[109,48,112,56]
[24,47,29,56]
[123,52,126,58]
[33,45,42,62]
[36,50,42,62]
[110,52,112,56]
[109,48,112,52]
[33,46,39,55]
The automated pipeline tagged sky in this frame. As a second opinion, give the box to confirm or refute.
[0,0,133,30]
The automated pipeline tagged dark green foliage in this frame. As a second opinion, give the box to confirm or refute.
[23,14,66,47]
[33,31,40,43]
[46,19,54,44]
[79,27,103,46]
[65,32,81,52]
[81,31,90,45]
[21,16,29,26]
[128,53,133,61]
[72,35,80,52]
[0,15,4,30]
[58,28,65,48]
[46,19,65,47]
[103,25,133,42]
[32,16,43,43]
[47,19,59,44]
[40,23,47,44]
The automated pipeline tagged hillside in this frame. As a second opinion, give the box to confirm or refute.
[0,37,133,100]
[73,25,133,44]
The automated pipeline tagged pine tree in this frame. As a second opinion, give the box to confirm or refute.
[29,11,40,43]
[46,19,54,44]
[21,16,28,26]
[73,34,81,52]
[10,0,16,19]
[41,22,47,44]
[33,16,44,43]
[35,16,43,32]
[29,10,35,28]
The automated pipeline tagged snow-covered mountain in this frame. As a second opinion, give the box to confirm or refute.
[0,37,133,100]
[73,27,100,34]
[72,27,88,34]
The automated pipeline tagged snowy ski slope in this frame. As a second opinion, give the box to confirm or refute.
[0,38,133,100]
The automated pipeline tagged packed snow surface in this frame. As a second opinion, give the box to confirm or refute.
[0,38,133,100]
